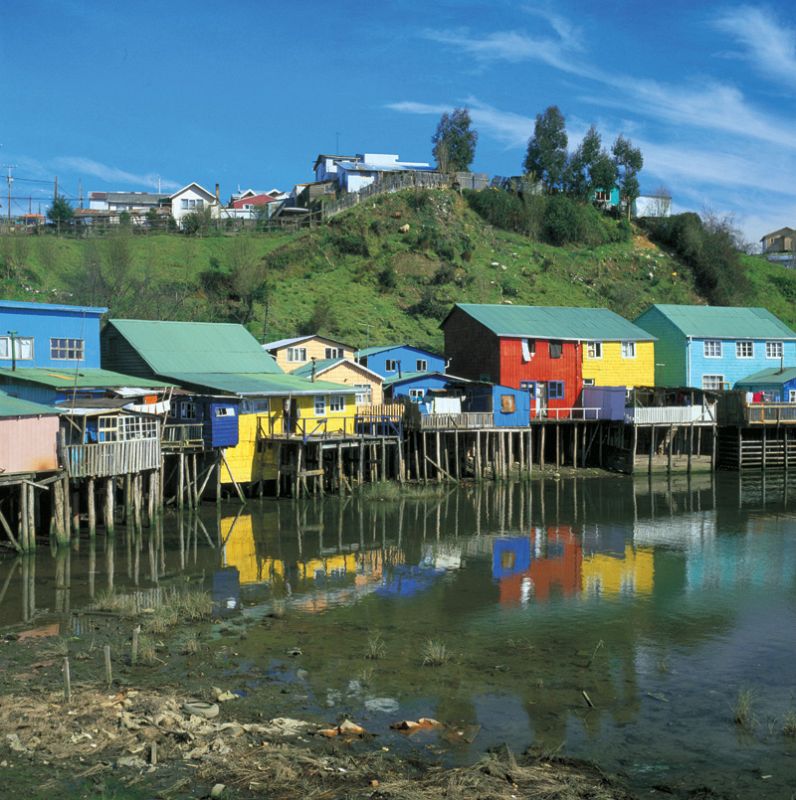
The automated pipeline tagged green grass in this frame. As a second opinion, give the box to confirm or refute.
[2,190,793,352]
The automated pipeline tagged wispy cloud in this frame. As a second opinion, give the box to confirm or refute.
[51,157,180,191]
[714,5,796,86]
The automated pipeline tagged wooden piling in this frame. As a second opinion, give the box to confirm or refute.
[104,478,115,535]
[104,644,112,688]
[63,657,71,704]
[87,477,96,537]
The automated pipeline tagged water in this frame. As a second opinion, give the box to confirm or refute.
[1,473,795,797]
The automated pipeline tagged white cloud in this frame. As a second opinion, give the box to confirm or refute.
[51,157,180,191]
[714,5,796,86]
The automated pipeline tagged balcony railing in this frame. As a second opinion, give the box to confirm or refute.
[624,404,716,425]
[536,407,602,421]
[162,423,205,449]
[419,412,494,430]
[64,437,160,478]
[744,403,796,424]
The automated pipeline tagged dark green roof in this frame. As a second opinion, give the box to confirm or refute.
[636,304,796,339]
[449,304,655,341]
[108,319,282,375]
[290,358,343,378]
[0,391,60,418]
[161,372,356,397]
[736,367,796,387]
[0,367,170,389]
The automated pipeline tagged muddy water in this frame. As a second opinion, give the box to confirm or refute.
[1,473,795,797]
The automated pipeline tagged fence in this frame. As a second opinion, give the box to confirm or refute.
[162,423,205,449]
[419,412,494,430]
[743,403,796,424]
[64,438,160,478]
[625,404,716,425]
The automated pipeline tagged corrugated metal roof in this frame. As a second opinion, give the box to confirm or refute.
[357,344,442,358]
[290,358,343,377]
[638,304,796,339]
[449,304,656,341]
[108,319,282,375]
[160,372,357,397]
[0,391,60,418]
[0,367,170,389]
[0,300,107,315]
[735,367,796,386]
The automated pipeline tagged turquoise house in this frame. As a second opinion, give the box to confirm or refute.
[590,186,620,208]
[634,304,796,390]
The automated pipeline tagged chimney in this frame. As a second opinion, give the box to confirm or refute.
[215,183,220,204]
[311,357,317,382]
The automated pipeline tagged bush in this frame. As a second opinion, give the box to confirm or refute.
[464,188,531,234]
[378,264,397,290]
[331,229,370,257]
[543,196,610,246]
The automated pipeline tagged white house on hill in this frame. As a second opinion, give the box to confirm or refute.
[169,183,220,227]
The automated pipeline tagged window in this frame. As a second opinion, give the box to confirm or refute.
[286,347,307,362]
[0,335,34,360]
[548,381,565,400]
[416,359,428,371]
[519,381,535,393]
[195,199,204,209]
[241,398,270,414]
[583,378,595,386]
[385,359,399,372]
[215,406,235,418]
[500,394,516,413]
[789,390,796,403]
[408,388,424,403]
[329,395,345,412]
[314,396,326,416]
[98,415,157,442]
[736,340,753,359]
[521,338,535,361]
[181,199,189,209]
[621,341,636,359]
[180,401,197,420]
[549,341,562,359]
[50,337,84,360]
[767,341,784,359]
[325,347,342,359]
[702,375,725,391]
[587,341,602,359]
[704,340,722,358]
[354,384,372,405]
[594,189,611,203]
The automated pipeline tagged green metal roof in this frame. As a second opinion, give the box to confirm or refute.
[290,358,343,378]
[636,304,796,339]
[735,367,796,387]
[0,367,170,389]
[448,304,655,341]
[382,370,434,387]
[161,372,357,397]
[0,391,60,418]
[357,345,405,357]
[108,319,283,375]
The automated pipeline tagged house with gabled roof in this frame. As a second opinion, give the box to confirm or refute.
[169,182,220,227]
[633,304,796,391]
[263,334,355,372]
[441,304,655,418]
[290,358,383,406]
[356,344,445,379]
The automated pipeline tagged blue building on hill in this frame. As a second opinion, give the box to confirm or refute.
[634,304,796,390]
[357,344,445,379]
[0,299,106,369]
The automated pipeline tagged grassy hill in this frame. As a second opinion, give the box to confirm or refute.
[1,189,794,352]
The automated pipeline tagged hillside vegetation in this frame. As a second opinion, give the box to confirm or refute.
[0,189,792,352]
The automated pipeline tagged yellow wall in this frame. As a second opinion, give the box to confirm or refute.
[220,393,358,485]
[316,362,383,405]
[582,341,654,388]
[581,545,654,595]
[271,337,355,371]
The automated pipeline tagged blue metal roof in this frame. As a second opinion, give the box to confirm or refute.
[0,299,107,316]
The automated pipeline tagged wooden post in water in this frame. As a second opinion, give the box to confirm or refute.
[687,423,694,474]
[435,432,442,483]
[475,431,481,480]
[177,454,184,510]
[87,477,96,537]
[27,484,35,548]
[454,431,460,480]
[667,425,674,473]
[133,474,142,529]
[104,478,115,535]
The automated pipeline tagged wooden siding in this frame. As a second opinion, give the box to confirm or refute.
[65,437,160,478]
[313,362,382,405]
[582,341,654,387]
[272,337,355,371]
[442,308,500,382]
[100,325,155,377]
[0,416,60,473]
[633,306,687,386]
[499,337,582,411]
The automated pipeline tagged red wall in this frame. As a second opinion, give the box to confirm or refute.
[498,337,582,411]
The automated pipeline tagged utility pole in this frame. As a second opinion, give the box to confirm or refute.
[2,164,17,223]
[78,178,83,209]
[54,175,58,199]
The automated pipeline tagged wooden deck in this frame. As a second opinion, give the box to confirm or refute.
[64,438,160,478]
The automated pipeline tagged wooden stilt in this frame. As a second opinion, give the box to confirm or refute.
[178,454,185,510]
[475,431,481,480]
[454,431,460,480]
[540,425,546,471]
[104,478,115,535]
[87,477,96,537]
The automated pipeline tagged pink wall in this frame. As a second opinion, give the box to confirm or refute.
[0,416,60,474]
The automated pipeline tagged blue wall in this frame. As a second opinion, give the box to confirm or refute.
[735,376,796,402]
[0,301,105,369]
[389,373,451,411]
[687,338,796,390]
[172,395,239,448]
[361,346,445,378]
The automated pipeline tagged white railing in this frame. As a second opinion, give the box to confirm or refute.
[420,412,494,430]
[65,438,160,478]
[624,405,715,424]
[537,407,601,420]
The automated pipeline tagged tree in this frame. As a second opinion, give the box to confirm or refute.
[432,108,478,173]
[47,195,74,232]
[523,106,568,192]
[612,135,643,219]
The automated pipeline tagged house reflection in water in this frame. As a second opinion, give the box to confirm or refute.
[493,525,654,605]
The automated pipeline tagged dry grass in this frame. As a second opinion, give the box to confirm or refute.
[733,688,756,729]
[137,635,158,666]
[92,587,212,626]
[364,633,386,660]
[782,710,796,737]
[422,639,450,667]
[181,633,200,655]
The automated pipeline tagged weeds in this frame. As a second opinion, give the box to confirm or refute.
[364,633,386,660]
[92,587,212,625]
[733,688,756,729]
[138,635,158,666]
[422,639,450,667]
[782,711,796,737]
[181,633,200,656]
[361,481,445,501]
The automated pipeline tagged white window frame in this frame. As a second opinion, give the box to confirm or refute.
[736,340,753,359]
[766,341,784,359]
[385,359,399,372]
[181,199,189,210]
[0,335,34,360]
[789,389,796,403]
[286,347,307,363]
[704,340,722,358]
[98,415,157,442]
[587,341,602,359]
[583,378,595,386]
[354,384,372,405]
[621,341,636,359]
[180,401,197,420]
[50,337,84,361]
[416,359,428,371]
[215,406,235,418]
[329,395,345,412]
[702,374,725,391]
[314,396,326,416]
[408,388,424,403]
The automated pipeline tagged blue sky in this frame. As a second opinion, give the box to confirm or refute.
[1,1,795,243]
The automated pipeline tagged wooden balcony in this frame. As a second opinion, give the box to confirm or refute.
[625,404,716,425]
[419,412,494,430]
[162,423,205,450]
[717,393,796,426]
[64,437,160,478]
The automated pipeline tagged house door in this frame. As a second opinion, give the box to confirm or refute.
[536,383,548,419]
[282,398,299,434]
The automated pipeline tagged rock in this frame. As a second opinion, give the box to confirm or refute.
[117,755,147,769]
[490,261,499,267]
[216,691,238,703]
[296,669,309,681]
[364,697,399,714]
[317,728,338,738]
[390,720,421,732]
[286,647,302,657]
[338,719,366,736]
[210,785,226,799]
[257,718,312,738]
[183,701,220,719]
[418,717,442,728]
[5,734,26,753]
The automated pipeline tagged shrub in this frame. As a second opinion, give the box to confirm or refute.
[432,262,457,285]
[378,264,397,290]
[331,229,370,257]
[542,195,610,247]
